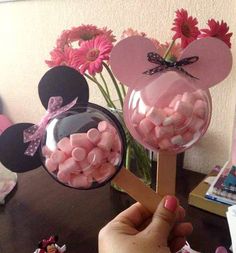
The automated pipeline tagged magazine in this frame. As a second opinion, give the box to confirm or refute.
[205,162,236,206]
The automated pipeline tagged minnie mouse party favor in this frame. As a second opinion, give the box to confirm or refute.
[0,66,161,213]
[110,36,232,153]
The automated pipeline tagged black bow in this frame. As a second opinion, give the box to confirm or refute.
[143,52,199,79]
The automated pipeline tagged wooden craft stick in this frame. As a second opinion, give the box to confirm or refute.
[112,167,162,213]
[156,151,176,196]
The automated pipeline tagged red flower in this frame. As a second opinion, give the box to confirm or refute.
[172,9,200,48]
[199,19,232,48]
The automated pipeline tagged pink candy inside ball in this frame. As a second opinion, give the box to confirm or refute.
[41,107,124,189]
[124,88,212,153]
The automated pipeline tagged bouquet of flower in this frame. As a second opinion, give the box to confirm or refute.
[46,9,232,185]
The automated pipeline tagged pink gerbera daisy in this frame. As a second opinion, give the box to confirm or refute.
[100,27,116,43]
[45,46,79,68]
[69,25,101,44]
[199,19,233,48]
[76,35,113,75]
[45,48,66,67]
[172,9,200,48]
[157,42,182,61]
[69,25,116,45]
[56,29,71,50]
[121,28,146,39]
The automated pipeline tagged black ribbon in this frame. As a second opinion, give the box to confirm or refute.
[143,52,199,79]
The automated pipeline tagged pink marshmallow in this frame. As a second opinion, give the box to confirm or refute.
[69,174,92,188]
[144,134,158,148]
[163,112,186,127]
[98,121,116,134]
[45,158,58,172]
[59,157,80,174]
[171,135,184,145]
[51,150,67,164]
[108,152,121,166]
[70,133,94,151]
[97,131,114,151]
[92,163,116,183]
[57,170,71,184]
[131,109,145,124]
[169,94,182,108]
[158,138,172,150]
[163,107,174,116]
[138,118,155,136]
[42,146,53,158]
[189,117,205,132]
[193,100,207,119]
[146,107,165,126]
[181,92,196,104]
[57,137,73,155]
[72,147,87,161]
[155,125,174,139]
[193,89,206,100]
[87,128,101,144]
[174,101,193,117]
[182,131,194,143]
[87,147,104,166]
[79,159,94,176]
[111,135,122,152]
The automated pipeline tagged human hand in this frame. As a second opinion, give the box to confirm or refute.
[99,195,193,253]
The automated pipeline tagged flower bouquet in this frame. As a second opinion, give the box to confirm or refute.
[46,9,232,187]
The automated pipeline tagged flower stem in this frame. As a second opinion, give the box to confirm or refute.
[120,82,126,97]
[103,62,124,108]
[125,143,131,170]
[100,72,110,98]
[163,40,175,60]
[84,73,116,109]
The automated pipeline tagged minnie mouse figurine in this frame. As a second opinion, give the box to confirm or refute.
[34,235,66,253]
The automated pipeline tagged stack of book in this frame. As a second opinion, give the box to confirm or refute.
[205,163,236,206]
[189,162,236,217]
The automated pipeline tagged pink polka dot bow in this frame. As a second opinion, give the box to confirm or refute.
[23,96,77,156]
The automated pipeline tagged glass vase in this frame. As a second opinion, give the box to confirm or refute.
[108,103,152,192]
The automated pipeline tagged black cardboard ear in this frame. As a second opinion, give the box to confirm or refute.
[38,66,89,109]
[0,123,42,173]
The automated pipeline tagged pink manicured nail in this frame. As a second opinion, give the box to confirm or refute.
[164,196,177,212]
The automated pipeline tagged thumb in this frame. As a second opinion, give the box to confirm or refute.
[144,195,178,245]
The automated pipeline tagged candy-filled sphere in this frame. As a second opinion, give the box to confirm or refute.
[41,104,125,189]
[124,79,212,153]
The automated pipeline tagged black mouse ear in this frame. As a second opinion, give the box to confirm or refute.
[38,66,89,110]
[0,123,42,173]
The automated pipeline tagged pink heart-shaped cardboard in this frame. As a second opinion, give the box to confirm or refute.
[110,36,159,89]
[181,37,232,89]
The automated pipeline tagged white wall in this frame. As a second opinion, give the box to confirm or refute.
[0,0,235,173]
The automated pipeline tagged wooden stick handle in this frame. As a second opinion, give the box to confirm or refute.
[156,151,176,196]
[112,167,162,213]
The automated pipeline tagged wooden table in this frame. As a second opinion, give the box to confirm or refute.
[0,166,231,253]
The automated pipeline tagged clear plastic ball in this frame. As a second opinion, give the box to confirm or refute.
[123,79,212,153]
[40,103,125,189]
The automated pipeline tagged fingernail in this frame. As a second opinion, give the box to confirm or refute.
[164,195,177,212]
